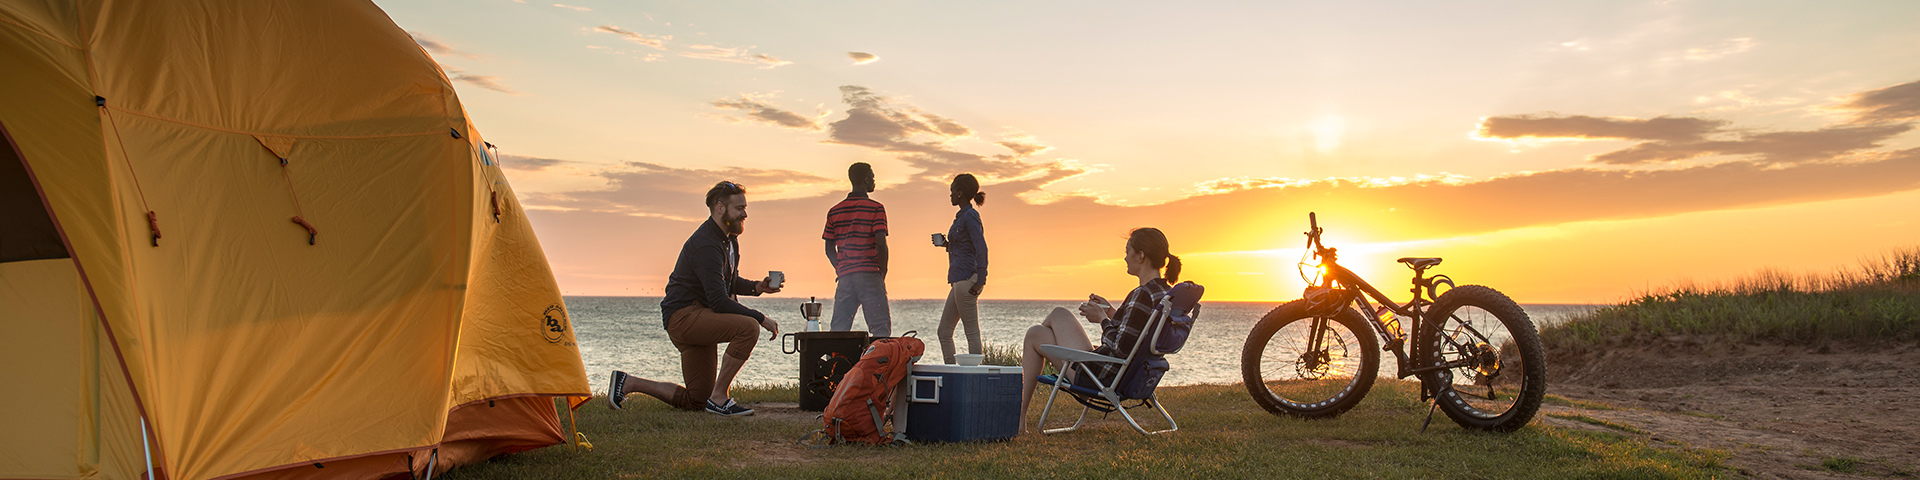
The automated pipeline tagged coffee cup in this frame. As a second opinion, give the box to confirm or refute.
[932,233,947,247]
[768,271,784,289]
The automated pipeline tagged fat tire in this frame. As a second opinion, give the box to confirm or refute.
[1242,300,1380,418]
[1418,285,1547,432]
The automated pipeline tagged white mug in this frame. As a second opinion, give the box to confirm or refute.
[768,271,784,289]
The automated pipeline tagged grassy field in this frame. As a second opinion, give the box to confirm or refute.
[440,381,1724,479]
[1541,246,1920,349]
[429,249,1920,478]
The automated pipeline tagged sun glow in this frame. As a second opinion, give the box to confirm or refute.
[1310,115,1346,153]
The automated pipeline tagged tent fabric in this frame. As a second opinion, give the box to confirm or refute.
[0,258,145,480]
[0,1,590,479]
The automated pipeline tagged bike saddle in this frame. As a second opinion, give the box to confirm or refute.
[1396,257,1442,269]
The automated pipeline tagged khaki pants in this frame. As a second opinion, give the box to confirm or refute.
[665,305,760,410]
[938,274,982,364]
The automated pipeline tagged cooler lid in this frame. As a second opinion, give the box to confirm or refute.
[910,364,1021,375]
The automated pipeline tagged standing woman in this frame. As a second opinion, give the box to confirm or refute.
[938,174,989,364]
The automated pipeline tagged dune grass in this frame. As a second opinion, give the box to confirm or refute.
[1541,246,1920,349]
[440,381,1724,479]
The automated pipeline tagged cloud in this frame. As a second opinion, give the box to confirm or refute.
[552,3,591,11]
[443,67,519,95]
[499,154,565,171]
[1834,79,1920,124]
[710,95,823,130]
[848,52,879,65]
[588,26,792,69]
[1195,174,1470,195]
[522,162,835,218]
[996,137,1052,157]
[1683,37,1756,61]
[408,31,482,59]
[680,44,794,68]
[1478,114,1726,142]
[1590,124,1912,165]
[594,25,670,50]
[821,85,1062,180]
[1480,111,1914,165]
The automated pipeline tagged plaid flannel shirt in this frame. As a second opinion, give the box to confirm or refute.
[1082,278,1172,383]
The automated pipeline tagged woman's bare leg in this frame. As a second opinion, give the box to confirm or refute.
[1021,307,1093,432]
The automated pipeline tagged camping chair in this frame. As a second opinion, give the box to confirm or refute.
[1034,281,1203,435]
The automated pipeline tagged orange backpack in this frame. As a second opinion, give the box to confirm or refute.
[815,335,924,445]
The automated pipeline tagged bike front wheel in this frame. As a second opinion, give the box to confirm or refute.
[1417,285,1547,432]
[1242,300,1380,418]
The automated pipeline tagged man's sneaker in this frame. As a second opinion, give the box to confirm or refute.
[705,397,754,416]
[607,371,629,410]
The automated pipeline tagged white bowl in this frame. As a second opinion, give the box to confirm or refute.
[955,354,985,366]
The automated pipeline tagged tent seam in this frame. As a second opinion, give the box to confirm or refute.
[72,1,172,472]
[0,14,81,50]
[104,105,451,140]
[448,392,592,411]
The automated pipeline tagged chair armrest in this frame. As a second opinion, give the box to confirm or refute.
[1037,345,1124,364]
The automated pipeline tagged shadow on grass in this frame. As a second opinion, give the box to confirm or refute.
[441,381,1725,479]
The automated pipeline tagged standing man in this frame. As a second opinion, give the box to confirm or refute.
[608,181,779,416]
[822,162,892,337]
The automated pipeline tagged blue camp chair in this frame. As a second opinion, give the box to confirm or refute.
[1035,281,1202,435]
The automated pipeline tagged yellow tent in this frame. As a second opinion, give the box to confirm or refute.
[1,1,590,479]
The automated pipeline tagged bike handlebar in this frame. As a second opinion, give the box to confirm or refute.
[1305,212,1324,250]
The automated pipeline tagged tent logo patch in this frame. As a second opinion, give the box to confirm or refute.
[541,304,569,344]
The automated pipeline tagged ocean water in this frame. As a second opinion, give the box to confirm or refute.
[570,296,1596,395]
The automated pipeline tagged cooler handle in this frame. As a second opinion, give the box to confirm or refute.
[910,375,942,404]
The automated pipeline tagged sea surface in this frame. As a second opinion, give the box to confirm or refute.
[569,296,1597,395]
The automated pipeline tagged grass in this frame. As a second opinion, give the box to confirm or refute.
[440,380,1727,479]
[1819,455,1861,473]
[982,342,1022,367]
[1541,246,1920,350]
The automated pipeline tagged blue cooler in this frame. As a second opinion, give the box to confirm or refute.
[904,364,1020,442]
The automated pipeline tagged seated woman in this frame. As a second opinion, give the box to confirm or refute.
[1019,227,1181,432]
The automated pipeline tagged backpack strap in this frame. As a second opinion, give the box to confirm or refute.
[866,399,885,443]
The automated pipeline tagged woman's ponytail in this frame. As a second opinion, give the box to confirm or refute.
[1164,254,1182,284]
[954,174,986,205]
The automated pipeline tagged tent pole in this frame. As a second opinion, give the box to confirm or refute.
[423,448,438,480]
[141,417,154,479]
[567,397,580,450]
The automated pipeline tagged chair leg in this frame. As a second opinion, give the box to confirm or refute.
[1038,362,1091,435]
[1114,395,1178,435]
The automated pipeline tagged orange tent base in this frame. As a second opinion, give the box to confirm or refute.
[224,396,567,480]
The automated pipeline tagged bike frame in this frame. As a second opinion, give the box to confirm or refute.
[1302,213,1457,381]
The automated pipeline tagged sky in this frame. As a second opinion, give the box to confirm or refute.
[377,0,1920,303]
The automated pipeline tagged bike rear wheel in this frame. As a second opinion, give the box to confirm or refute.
[1417,285,1546,432]
[1242,300,1379,418]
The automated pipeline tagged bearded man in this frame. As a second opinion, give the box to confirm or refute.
[608,181,780,416]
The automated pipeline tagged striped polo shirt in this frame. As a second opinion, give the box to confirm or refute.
[822,191,888,277]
